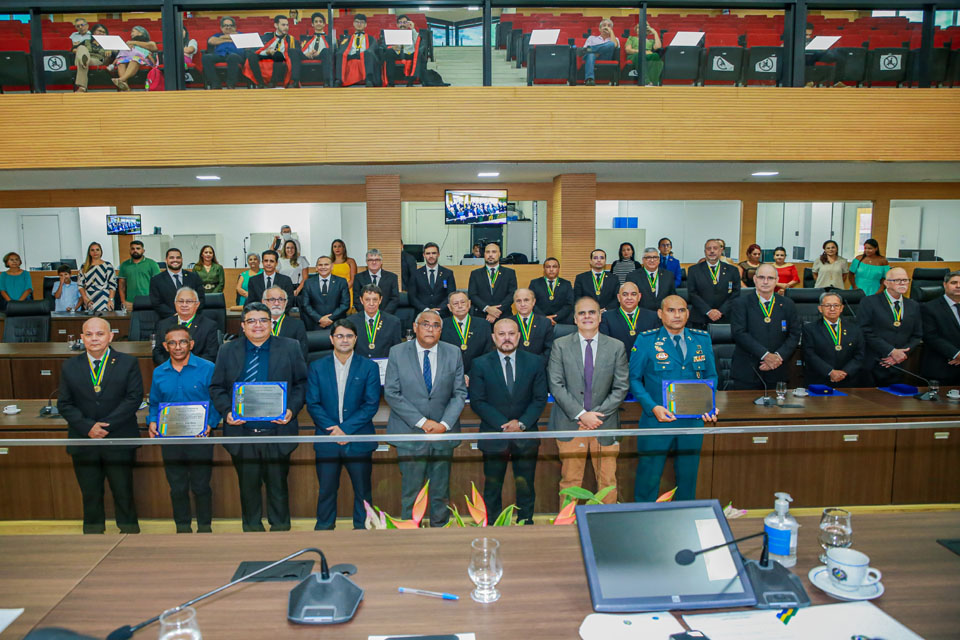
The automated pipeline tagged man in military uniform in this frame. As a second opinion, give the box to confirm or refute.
[440,289,491,386]
[629,295,718,503]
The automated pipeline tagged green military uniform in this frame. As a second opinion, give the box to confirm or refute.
[628,326,717,502]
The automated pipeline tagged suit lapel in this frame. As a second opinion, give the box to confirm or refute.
[408,341,430,396]
[569,333,584,378]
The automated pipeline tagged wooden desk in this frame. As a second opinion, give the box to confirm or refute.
[47,311,132,342]
[12,512,960,639]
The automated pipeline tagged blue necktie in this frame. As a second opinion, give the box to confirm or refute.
[245,347,260,382]
[422,350,432,393]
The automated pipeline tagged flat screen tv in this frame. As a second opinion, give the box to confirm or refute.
[445,190,508,225]
[106,214,142,235]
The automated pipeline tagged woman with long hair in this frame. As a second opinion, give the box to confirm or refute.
[193,244,224,294]
[330,238,357,311]
[78,241,117,312]
[811,239,849,290]
[609,242,640,284]
[850,238,890,295]
[279,239,310,296]
[738,243,763,287]
[772,246,800,293]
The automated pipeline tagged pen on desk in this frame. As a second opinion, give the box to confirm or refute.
[398,587,459,600]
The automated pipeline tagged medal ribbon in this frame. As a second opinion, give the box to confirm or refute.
[89,348,110,389]
[182,314,196,329]
[593,271,605,296]
[271,313,285,337]
[488,268,499,289]
[884,291,903,324]
[708,262,720,285]
[545,278,557,298]
[758,295,774,321]
[516,314,533,344]
[824,319,842,348]
[364,311,381,344]
[619,308,638,333]
[647,270,658,291]
[453,315,471,348]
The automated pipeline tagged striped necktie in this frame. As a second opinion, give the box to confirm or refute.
[244,347,261,382]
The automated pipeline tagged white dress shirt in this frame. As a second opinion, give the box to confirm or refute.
[367,269,381,286]
[333,353,353,423]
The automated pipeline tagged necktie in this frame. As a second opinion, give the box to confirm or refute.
[894,300,901,316]
[422,350,432,393]
[174,274,182,289]
[490,268,496,282]
[93,360,101,375]
[504,355,514,392]
[429,270,435,288]
[372,274,378,286]
[583,339,594,411]
[368,318,375,335]
[954,302,960,325]
[244,348,260,382]
[459,321,466,335]
[321,279,328,295]
[674,335,685,359]
[266,276,272,289]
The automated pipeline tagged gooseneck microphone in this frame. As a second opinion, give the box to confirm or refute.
[106,548,329,640]
[888,365,940,400]
[675,531,769,567]
[39,388,59,417]
[752,367,773,406]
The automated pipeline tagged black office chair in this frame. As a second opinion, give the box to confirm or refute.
[707,323,735,390]
[129,295,159,341]
[394,292,415,332]
[910,268,949,300]
[553,324,578,340]
[306,329,333,363]
[838,289,865,318]
[202,293,227,334]
[2,300,50,343]
[914,285,945,303]
[785,287,825,324]
[803,268,815,289]
[675,287,689,303]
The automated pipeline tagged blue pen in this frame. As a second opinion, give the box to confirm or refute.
[398,587,459,600]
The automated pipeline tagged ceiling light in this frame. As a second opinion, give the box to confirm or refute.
[196,175,221,181]
[751,171,779,177]
[418,6,430,11]
[467,6,480,10]
[477,172,500,177]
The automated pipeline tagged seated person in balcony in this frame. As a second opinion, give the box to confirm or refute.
[804,22,842,87]
[52,264,81,312]
[336,14,380,87]
[300,12,333,87]
[202,17,244,90]
[625,21,662,85]
[71,19,113,93]
[579,18,620,86]
[243,15,300,88]
[111,26,157,92]
[383,14,422,87]
[182,26,198,68]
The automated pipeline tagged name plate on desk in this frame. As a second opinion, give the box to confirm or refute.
[662,380,715,419]
[233,382,287,421]
[158,402,209,437]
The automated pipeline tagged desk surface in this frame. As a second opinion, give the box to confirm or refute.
[9,512,960,639]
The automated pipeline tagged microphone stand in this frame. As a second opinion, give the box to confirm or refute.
[888,364,940,400]
[39,388,59,417]
[752,367,773,406]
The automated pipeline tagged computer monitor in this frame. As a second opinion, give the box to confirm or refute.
[577,500,756,612]
[761,249,776,263]
[106,214,142,235]
[444,190,508,225]
[403,244,424,262]
[58,258,78,269]
[898,249,936,261]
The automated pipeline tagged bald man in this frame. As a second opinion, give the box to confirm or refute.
[599,281,660,353]
[857,266,923,387]
[513,287,554,364]
[58,318,143,534]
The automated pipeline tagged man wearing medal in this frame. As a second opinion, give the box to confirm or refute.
[529,257,574,325]
[148,325,221,533]
[858,266,923,387]
[468,243,518,324]
[152,287,219,365]
[574,249,618,312]
[513,288,554,364]
[348,284,402,359]
[920,270,960,386]
[687,239,741,330]
[627,247,677,311]
[263,286,309,362]
[599,281,660,353]
[58,317,143,534]
[440,289,491,385]
[801,291,865,388]
[730,264,801,390]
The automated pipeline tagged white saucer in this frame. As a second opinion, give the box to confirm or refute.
[808,565,884,601]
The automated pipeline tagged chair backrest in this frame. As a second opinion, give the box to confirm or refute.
[707,322,734,390]
[675,287,689,302]
[307,328,333,362]
[129,295,159,341]
[911,268,949,299]
[201,293,227,333]
[553,323,578,339]
[2,300,51,343]
[785,287,824,304]
[915,285,945,303]
[803,267,815,288]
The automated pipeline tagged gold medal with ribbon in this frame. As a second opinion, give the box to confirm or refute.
[758,295,774,323]
[708,262,720,285]
[365,311,381,350]
[89,348,110,393]
[647,269,659,292]
[182,314,196,329]
[271,313,285,337]
[885,291,903,327]
[453,315,471,351]
[488,267,499,289]
[620,308,639,336]
[516,314,533,347]
[545,277,557,301]
[593,271,606,296]
[824,319,843,351]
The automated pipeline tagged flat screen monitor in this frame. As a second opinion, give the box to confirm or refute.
[444,190,508,225]
[898,249,936,261]
[106,214,142,235]
[576,500,756,612]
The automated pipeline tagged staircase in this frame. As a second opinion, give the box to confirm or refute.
[427,46,528,86]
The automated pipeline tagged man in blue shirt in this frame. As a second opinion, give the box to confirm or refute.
[202,16,245,89]
[148,325,220,533]
[52,264,81,312]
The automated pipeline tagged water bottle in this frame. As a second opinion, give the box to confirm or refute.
[764,492,798,568]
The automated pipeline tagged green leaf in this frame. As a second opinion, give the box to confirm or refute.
[447,504,467,528]
[492,504,517,527]
[588,486,617,504]
[559,486,596,501]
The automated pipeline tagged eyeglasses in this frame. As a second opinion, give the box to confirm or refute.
[887,279,910,285]
[264,297,287,304]
[332,333,356,340]
[820,304,843,310]
[165,339,191,347]
[175,299,198,305]
[244,318,271,325]
[417,322,442,330]
[642,256,659,261]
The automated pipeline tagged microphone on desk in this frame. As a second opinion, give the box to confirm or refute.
[752,367,773,406]
[887,365,939,401]
[675,531,769,568]
[39,387,59,417]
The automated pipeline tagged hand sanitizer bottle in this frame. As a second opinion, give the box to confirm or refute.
[764,492,798,568]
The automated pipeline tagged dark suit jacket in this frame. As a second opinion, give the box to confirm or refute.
[149,270,206,318]
[687,261,742,325]
[407,265,456,314]
[468,349,547,453]
[209,335,307,456]
[348,311,402,359]
[400,251,417,291]
[529,276,574,324]
[152,314,220,365]
[440,314,492,375]
[246,271,296,312]
[353,269,400,315]
[801,318,866,387]
[921,296,960,381]
[626,268,677,311]
[514,313,555,364]
[306,353,381,457]
[599,305,661,353]
[58,350,143,453]
[730,293,801,385]
[573,270,619,311]
[274,314,309,362]
[300,274,349,328]
[468,265,518,318]
[858,293,923,367]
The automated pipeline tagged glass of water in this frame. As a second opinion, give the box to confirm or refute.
[818,507,852,563]
[404,329,414,342]
[67,335,75,349]
[468,537,503,603]
[929,380,940,397]
[158,606,201,640]
[775,381,787,402]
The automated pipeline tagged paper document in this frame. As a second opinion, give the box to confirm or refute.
[683,601,923,640]
[230,32,265,49]
[373,358,388,386]
[579,612,683,639]
[529,29,560,45]
[384,29,415,46]
[93,35,130,51]
[694,519,737,581]
[806,35,841,51]
[0,609,24,634]
[669,31,705,47]
[369,634,475,640]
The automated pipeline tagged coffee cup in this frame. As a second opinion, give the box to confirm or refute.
[826,547,881,591]
[3,404,20,415]
[947,389,960,399]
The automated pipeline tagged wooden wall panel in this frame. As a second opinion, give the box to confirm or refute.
[365,176,402,278]
[551,174,597,282]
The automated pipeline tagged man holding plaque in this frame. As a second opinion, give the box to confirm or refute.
[629,295,718,502]
[801,292,866,388]
[148,325,220,533]
[513,287,555,364]
[529,257,574,325]
[152,287,219,365]
[58,317,142,534]
[263,285,309,362]
[440,289,491,385]
[210,302,307,532]
[348,284,402,359]
[599,281,660,353]
[573,249,618,312]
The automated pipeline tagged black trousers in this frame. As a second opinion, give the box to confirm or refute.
[161,445,213,532]
[71,447,139,534]
[230,443,292,532]
[201,52,243,88]
[383,49,414,85]
[397,445,452,526]
[301,47,333,85]
[481,443,538,524]
[314,448,373,530]
[244,50,301,87]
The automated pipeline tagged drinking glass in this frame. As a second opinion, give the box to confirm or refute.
[404,329,414,342]
[150,333,157,349]
[468,537,502,603]
[818,507,852,563]
[775,381,787,401]
[929,380,940,397]
[67,335,75,349]
[158,606,202,640]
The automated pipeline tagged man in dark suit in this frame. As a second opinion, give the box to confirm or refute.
[300,255,350,331]
[513,287,554,365]
[306,319,382,530]
[801,291,866,388]
[354,249,400,314]
[151,286,219,365]
[627,247,677,311]
[529,257,574,325]
[348,284,402,359]
[573,249,618,311]
[209,302,307,532]
[687,238,741,328]
[599,280,660,353]
[263,285,308,361]
[149,248,206,318]
[730,264,801,390]
[400,240,417,291]
[407,242,456,316]
[246,250,296,313]
[858,267,923,387]
[469,318,548,524]
[440,289,492,383]
[468,243,518,323]
[920,270,960,385]
[58,317,142,534]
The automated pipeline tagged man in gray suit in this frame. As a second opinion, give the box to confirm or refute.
[547,296,629,503]
[384,309,468,526]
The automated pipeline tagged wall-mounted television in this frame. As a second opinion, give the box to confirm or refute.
[106,214,142,235]
[445,190,508,225]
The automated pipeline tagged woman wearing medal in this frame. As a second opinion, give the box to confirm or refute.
[347,284,401,359]
[801,291,866,388]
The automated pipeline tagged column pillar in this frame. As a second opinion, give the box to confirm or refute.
[365,175,402,282]
[549,174,597,282]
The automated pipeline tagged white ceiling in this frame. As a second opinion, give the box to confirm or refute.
[1,161,959,190]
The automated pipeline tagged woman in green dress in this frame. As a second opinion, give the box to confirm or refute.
[849,238,890,295]
[193,245,224,294]
[234,252,261,306]
[624,21,663,85]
